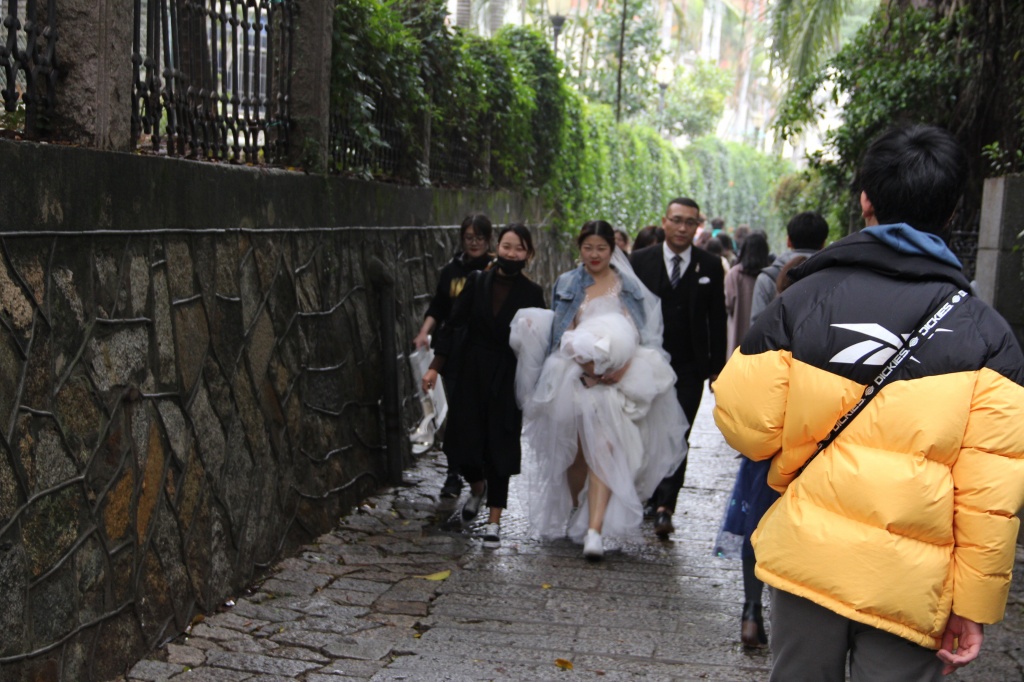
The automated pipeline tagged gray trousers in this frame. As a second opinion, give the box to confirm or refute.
[769,589,943,682]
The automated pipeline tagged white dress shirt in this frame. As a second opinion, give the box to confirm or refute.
[662,242,692,281]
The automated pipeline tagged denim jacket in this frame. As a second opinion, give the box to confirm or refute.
[548,265,649,355]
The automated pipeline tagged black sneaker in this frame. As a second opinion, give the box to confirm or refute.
[654,510,675,538]
[440,473,462,499]
[462,483,487,521]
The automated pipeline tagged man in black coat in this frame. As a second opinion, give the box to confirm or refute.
[630,197,727,537]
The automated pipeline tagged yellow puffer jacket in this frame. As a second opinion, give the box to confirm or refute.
[713,232,1024,650]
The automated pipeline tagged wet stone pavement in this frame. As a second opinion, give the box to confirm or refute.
[119,393,1024,682]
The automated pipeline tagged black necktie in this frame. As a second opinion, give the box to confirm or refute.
[670,255,682,288]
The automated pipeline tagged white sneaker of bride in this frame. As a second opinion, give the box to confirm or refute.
[583,529,603,561]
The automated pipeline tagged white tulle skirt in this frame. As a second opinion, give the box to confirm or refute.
[510,299,688,544]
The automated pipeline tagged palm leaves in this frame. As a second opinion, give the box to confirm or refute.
[770,0,854,83]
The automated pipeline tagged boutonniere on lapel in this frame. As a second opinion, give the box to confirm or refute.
[698,276,711,284]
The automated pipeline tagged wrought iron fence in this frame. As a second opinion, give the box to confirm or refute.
[131,0,294,163]
[330,107,485,187]
[429,125,474,187]
[329,102,404,179]
[0,0,57,136]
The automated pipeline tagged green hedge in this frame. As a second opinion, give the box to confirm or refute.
[330,0,789,238]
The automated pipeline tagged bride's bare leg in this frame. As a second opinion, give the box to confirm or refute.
[567,441,587,507]
[587,472,611,533]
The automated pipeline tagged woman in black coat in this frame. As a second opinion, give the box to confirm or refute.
[412,213,494,498]
[421,224,546,549]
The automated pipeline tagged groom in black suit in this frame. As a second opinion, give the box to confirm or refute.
[630,197,727,538]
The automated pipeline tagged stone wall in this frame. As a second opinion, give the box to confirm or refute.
[0,141,574,680]
[977,174,1024,350]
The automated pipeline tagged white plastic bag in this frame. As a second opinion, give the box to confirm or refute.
[408,344,447,454]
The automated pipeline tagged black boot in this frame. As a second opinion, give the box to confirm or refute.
[440,472,463,498]
[741,602,767,648]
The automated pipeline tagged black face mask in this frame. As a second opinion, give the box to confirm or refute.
[495,256,526,275]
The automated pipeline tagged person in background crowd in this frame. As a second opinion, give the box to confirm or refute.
[749,211,828,323]
[703,237,731,275]
[413,213,494,498]
[694,228,713,250]
[614,228,631,254]
[512,221,686,561]
[714,123,1024,680]
[717,246,802,649]
[422,224,546,549]
[632,225,664,251]
[723,231,770,361]
[717,233,738,266]
[710,217,726,238]
[733,224,751,256]
[631,197,727,538]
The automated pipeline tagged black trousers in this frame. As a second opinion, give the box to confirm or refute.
[461,464,510,509]
[649,366,705,513]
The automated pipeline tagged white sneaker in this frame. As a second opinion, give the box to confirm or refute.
[583,529,603,561]
[482,523,500,549]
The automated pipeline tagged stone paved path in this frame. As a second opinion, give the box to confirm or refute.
[118,393,1024,682]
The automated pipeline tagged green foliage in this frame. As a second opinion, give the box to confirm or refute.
[331,0,426,180]
[774,4,976,232]
[574,0,664,120]
[328,1,788,241]
[461,35,536,187]
[981,141,1024,177]
[770,0,853,85]
[651,60,734,141]
[0,103,26,134]
[495,26,568,188]
[681,137,789,236]
[774,168,847,245]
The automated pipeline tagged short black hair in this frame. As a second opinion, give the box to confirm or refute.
[578,220,617,250]
[460,213,493,242]
[786,212,829,250]
[666,197,700,215]
[498,223,535,258]
[854,124,967,237]
[711,217,725,231]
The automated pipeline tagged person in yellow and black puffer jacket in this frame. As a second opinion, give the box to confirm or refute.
[713,124,1024,682]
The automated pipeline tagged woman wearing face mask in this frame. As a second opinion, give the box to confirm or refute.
[422,224,546,549]
[413,213,494,498]
[510,220,687,560]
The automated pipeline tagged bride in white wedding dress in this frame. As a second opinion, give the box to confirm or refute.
[510,221,687,560]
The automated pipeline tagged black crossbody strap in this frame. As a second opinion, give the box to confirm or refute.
[797,288,970,476]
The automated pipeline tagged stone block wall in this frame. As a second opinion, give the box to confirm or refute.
[977,174,1024,350]
[0,141,575,680]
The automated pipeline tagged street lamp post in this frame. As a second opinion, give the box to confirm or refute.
[549,0,572,55]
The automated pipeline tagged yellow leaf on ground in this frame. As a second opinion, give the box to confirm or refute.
[555,658,573,670]
[541,583,552,589]
[414,570,451,581]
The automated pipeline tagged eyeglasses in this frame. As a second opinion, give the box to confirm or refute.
[464,234,487,244]
[667,217,701,228]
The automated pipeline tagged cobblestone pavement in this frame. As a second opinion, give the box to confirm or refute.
[119,393,1024,682]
